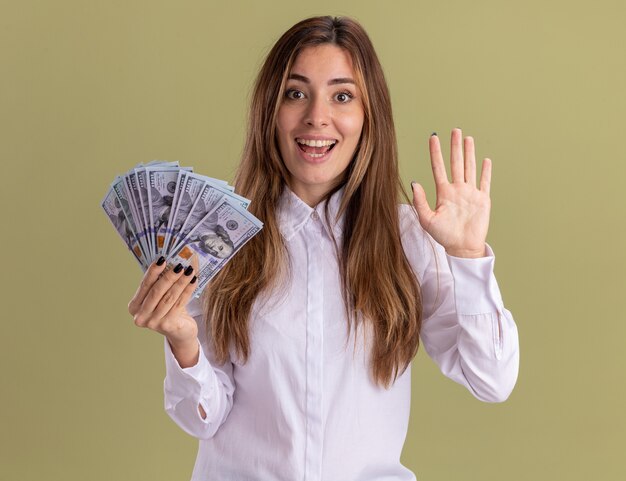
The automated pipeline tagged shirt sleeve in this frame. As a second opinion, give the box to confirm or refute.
[163,297,236,439]
[400,204,520,402]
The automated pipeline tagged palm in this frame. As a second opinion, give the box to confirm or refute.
[412,129,492,258]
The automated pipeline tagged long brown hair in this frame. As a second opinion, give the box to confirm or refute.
[203,15,422,389]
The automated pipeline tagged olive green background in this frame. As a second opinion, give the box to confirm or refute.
[2,0,624,480]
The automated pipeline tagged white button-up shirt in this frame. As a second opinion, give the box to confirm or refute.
[163,187,520,481]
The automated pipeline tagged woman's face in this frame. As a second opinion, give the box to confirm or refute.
[276,44,365,206]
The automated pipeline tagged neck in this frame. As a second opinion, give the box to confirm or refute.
[286,179,343,208]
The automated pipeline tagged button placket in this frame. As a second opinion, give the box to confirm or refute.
[303,220,324,481]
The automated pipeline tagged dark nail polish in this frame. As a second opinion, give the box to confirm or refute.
[173,263,183,274]
[431,132,437,136]
[190,275,197,284]
[184,265,194,276]
[156,256,165,266]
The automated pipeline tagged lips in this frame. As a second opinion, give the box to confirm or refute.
[295,137,338,157]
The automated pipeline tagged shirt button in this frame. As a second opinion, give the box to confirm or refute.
[311,211,319,221]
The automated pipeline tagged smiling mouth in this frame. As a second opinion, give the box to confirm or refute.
[295,139,337,157]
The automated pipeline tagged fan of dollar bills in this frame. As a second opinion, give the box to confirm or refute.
[101,160,263,297]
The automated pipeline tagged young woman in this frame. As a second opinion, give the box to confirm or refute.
[128,15,519,481]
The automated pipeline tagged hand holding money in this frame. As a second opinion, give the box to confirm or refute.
[128,258,199,359]
[103,160,263,366]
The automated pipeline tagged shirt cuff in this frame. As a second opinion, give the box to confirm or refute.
[445,243,504,315]
[163,337,216,400]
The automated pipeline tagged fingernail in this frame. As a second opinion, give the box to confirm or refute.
[156,256,165,266]
[411,181,417,189]
[431,132,437,136]
[173,263,183,274]
[184,265,194,276]
[190,275,197,284]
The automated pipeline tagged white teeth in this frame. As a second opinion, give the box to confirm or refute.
[296,138,337,147]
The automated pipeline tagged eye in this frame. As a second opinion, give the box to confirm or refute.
[335,90,355,103]
[285,88,305,100]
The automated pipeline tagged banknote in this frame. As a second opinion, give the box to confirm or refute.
[136,168,155,258]
[146,166,193,257]
[165,171,203,253]
[168,173,250,254]
[111,177,150,263]
[168,195,263,297]
[102,161,263,297]
[124,172,152,258]
[165,172,237,252]
[101,184,147,268]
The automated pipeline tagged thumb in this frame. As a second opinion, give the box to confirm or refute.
[411,181,433,224]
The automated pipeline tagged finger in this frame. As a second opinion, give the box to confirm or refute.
[145,266,196,330]
[411,181,435,227]
[164,274,198,322]
[157,277,199,342]
[429,134,448,185]
[464,136,476,186]
[134,263,185,325]
[479,158,492,196]
[128,256,167,316]
[450,128,464,183]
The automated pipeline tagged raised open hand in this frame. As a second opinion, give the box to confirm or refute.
[411,128,491,258]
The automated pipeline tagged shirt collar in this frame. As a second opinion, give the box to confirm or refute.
[277,185,346,242]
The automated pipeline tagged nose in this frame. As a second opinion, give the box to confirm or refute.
[304,94,330,128]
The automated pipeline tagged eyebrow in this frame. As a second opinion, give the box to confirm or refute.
[288,73,355,85]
